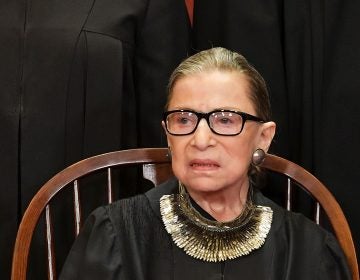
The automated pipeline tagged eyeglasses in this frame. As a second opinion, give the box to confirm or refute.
[163,109,265,136]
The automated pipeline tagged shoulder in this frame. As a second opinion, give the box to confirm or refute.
[257,191,350,278]
[255,187,347,261]
[89,178,178,231]
[280,206,330,244]
[256,190,337,248]
[255,190,325,235]
[282,211,351,278]
[93,194,152,231]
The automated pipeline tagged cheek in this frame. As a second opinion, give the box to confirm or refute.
[170,152,188,182]
[168,139,187,175]
[231,154,252,176]
[225,139,254,168]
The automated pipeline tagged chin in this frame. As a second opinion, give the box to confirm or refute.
[182,177,225,194]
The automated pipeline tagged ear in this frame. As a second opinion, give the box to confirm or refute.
[161,120,167,133]
[161,120,171,146]
[257,121,276,152]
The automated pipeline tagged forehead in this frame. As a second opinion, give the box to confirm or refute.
[169,70,255,113]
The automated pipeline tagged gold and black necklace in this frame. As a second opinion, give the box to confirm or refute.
[160,182,273,262]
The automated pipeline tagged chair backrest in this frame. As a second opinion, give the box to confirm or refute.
[11,148,359,280]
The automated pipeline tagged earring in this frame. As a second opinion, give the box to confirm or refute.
[252,148,266,166]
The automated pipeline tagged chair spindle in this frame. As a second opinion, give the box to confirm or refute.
[286,178,293,211]
[45,205,56,280]
[107,168,113,204]
[314,202,321,225]
[73,180,82,236]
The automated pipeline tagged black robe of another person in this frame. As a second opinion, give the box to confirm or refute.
[192,0,360,256]
[0,0,189,278]
[59,178,351,280]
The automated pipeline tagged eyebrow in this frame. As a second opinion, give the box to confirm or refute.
[212,107,242,111]
[168,107,243,112]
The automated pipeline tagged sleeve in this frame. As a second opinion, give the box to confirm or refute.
[59,207,121,280]
[317,232,352,280]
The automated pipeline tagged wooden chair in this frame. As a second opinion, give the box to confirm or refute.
[11,148,359,280]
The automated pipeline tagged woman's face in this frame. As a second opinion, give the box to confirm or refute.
[163,70,275,196]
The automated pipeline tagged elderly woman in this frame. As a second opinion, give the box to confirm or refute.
[60,48,351,279]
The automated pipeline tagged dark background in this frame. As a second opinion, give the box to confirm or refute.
[1,0,359,278]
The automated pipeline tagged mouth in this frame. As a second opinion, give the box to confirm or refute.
[189,159,220,170]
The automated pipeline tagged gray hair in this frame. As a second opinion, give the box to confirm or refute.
[166,47,272,121]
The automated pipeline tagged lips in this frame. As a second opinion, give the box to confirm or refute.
[189,159,220,169]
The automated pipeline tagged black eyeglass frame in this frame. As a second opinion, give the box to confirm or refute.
[163,109,266,136]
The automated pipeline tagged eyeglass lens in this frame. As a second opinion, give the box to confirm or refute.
[166,111,244,135]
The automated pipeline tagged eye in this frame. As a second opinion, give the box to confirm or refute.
[170,112,196,126]
[177,116,191,124]
[218,117,233,124]
[212,112,236,126]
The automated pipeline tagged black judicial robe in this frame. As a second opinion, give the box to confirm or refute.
[0,0,189,278]
[60,179,351,280]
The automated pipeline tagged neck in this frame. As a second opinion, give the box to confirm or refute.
[185,180,250,222]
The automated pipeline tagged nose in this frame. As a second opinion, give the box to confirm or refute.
[191,118,215,150]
